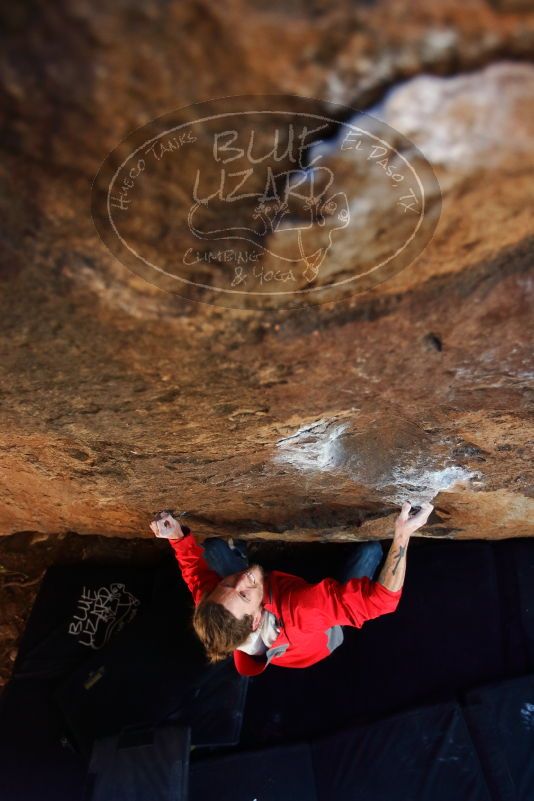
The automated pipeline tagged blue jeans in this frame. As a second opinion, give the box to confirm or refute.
[336,540,383,583]
[202,538,249,578]
[202,538,383,582]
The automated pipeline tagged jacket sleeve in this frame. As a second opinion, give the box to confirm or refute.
[169,534,220,606]
[291,576,402,630]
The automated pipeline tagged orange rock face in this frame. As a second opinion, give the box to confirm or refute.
[0,1,533,544]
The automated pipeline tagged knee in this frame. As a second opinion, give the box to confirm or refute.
[363,541,383,558]
[202,537,228,556]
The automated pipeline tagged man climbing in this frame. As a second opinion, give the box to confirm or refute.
[150,501,433,676]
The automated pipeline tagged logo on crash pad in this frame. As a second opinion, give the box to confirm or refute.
[68,583,140,650]
[92,94,441,310]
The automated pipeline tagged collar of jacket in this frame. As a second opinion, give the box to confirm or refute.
[233,571,282,676]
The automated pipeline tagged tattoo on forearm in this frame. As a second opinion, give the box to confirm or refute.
[391,544,406,576]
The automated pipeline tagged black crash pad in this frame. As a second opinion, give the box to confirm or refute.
[86,723,190,801]
[311,701,492,801]
[464,673,534,801]
[189,742,318,801]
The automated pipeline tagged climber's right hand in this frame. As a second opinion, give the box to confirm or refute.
[150,511,185,540]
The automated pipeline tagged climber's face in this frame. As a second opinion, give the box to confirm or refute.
[208,564,265,630]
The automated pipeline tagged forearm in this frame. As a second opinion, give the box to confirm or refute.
[377,535,410,592]
[169,534,220,604]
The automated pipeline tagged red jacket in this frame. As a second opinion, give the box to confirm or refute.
[170,533,402,677]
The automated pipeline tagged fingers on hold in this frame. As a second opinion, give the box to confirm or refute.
[416,503,434,524]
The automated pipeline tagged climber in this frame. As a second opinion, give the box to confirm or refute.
[150,501,433,676]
